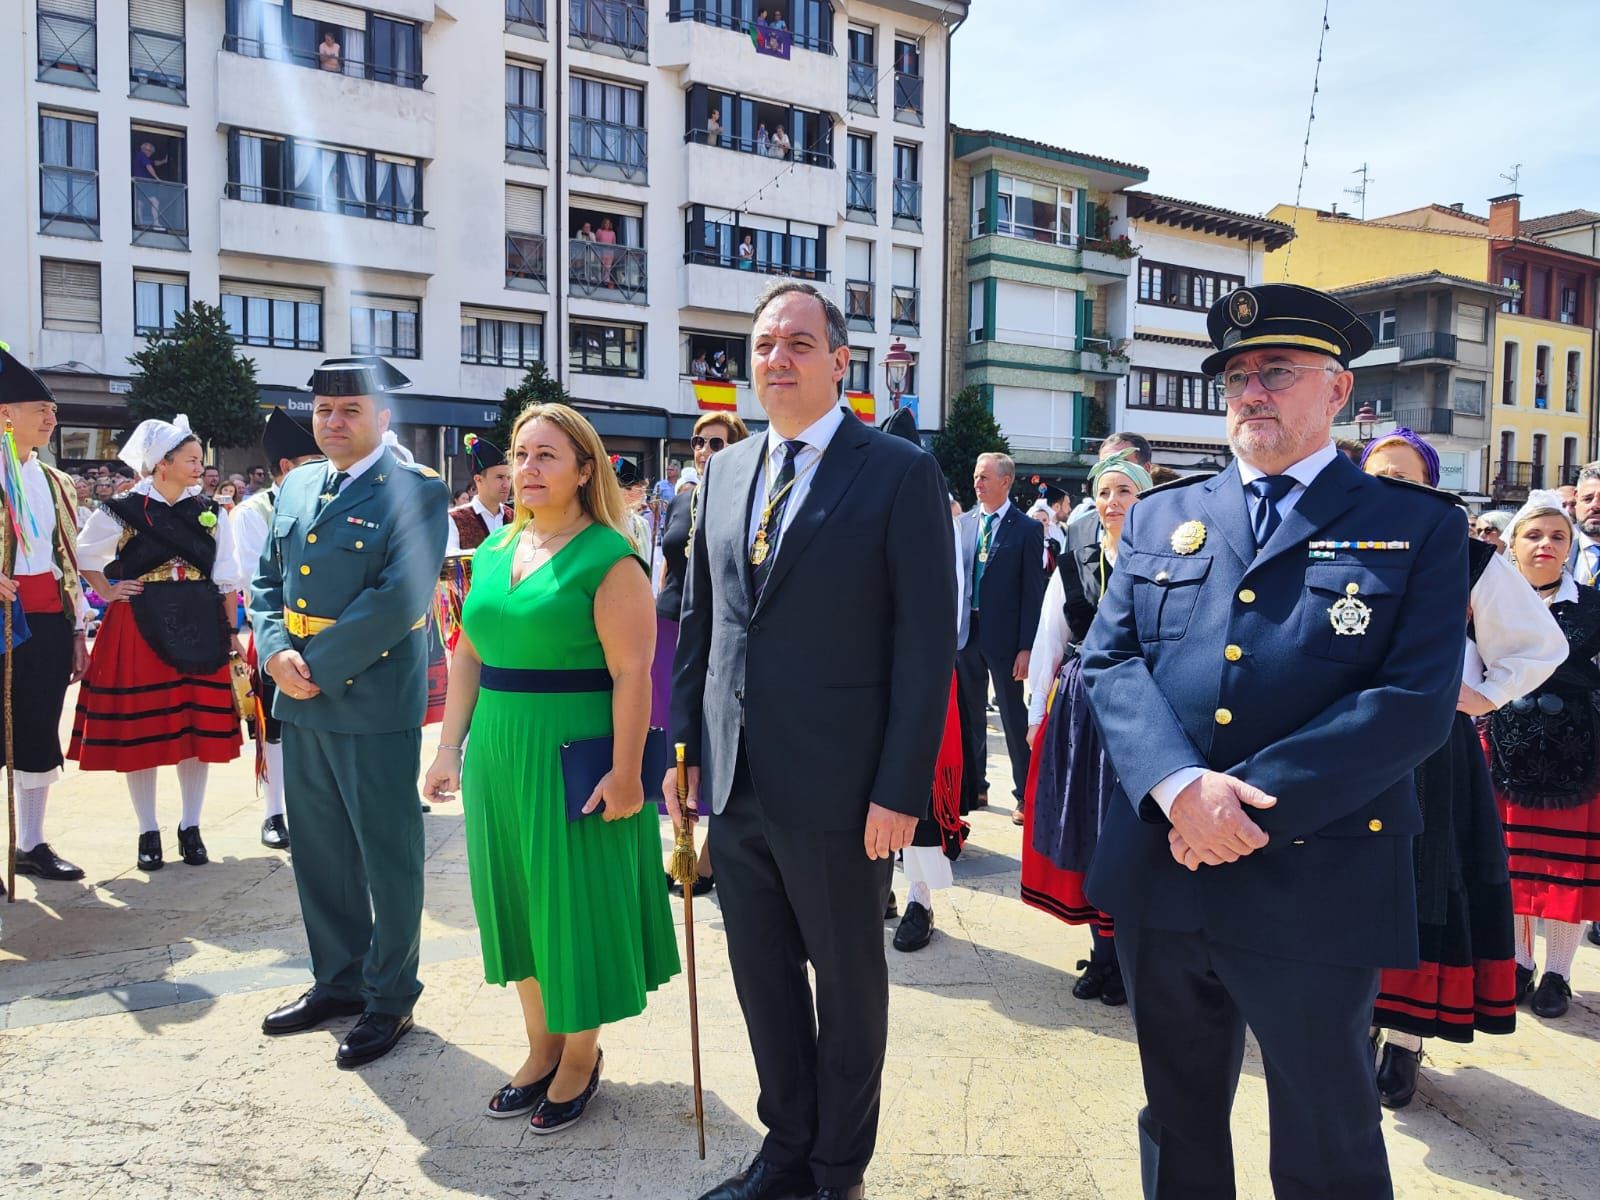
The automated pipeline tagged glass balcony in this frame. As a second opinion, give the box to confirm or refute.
[892,179,921,224]
[222,35,425,89]
[39,10,97,87]
[569,239,647,302]
[848,61,876,109]
[130,27,185,98]
[506,104,547,158]
[845,279,873,326]
[570,0,648,56]
[506,233,547,290]
[40,165,99,236]
[132,179,188,242]
[685,246,826,280]
[894,71,924,120]
[847,170,874,214]
[570,115,647,179]
[891,285,919,332]
[506,0,547,35]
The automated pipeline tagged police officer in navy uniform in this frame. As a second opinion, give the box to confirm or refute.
[1082,284,1468,1199]
[251,357,449,1068]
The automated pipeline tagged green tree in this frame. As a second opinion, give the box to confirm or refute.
[933,385,1011,509]
[126,301,262,450]
[487,361,573,451]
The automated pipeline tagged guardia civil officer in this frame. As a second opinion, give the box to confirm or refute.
[1082,284,1468,1199]
[251,357,450,1068]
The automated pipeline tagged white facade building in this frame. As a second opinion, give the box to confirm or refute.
[5,0,964,481]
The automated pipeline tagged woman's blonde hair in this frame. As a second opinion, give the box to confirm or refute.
[693,410,750,443]
[508,403,629,537]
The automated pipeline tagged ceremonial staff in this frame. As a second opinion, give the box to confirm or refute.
[2,413,32,903]
[667,741,706,1158]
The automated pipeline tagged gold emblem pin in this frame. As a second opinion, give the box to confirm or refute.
[1329,594,1372,636]
[1171,520,1207,555]
[1229,289,1258,326]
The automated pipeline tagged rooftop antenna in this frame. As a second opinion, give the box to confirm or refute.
[1500,163,1522,193]
[1344,163,1373,220]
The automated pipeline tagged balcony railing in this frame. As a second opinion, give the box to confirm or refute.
[221,35,425,89]
[890,285,919,332]
[570,115,647,178]
[669,5,834,53]
[39,10,97,86]
[684,247,826,281]
[892,179,922,224]
[848,61,876,108]
[846,170,875,214]
[132,179,188,239]
[846,279,873,325]
[506,233,547,289]
[894,71,924,118]
[506,105,547,157]
[225,181,425,225]
[1492,460,1538,498]
[506,0,547,34]
[1398,330,1458,362]
[1559,463,1584,487]
[40,165,98,231]
[570,239,647,302]
[130,27,184,95]
[1393,406,1455,436]
[570,0,648,55]
[688,128,832,168]
[991,220,1080,248]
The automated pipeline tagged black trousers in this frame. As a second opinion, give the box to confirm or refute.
[709,745,895,1189]
[1,610,73,774]
[955,610,1030,803]
[1118,922,1393,1200]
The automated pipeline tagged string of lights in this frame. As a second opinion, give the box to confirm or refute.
[1280,0,1333,281]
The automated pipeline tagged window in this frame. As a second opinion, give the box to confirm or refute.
[845,237,873,327]
[891,246,918,333]
[1559,275,1582,325]
[134,269,187,337]
[847,25,875,109]
[993,280,1076,349]
[1451,378,1485,416]
[41,259,101,332]
[1500,260,1524,313]
[681,330,747,381]
[1568,350,1582,413]
[892,143,921,225]
[1498,431,1514,476]
[129,0,185,99]
[968,281,985,343]
[847,133,874,214]
[570,319,643,378]
[227,130,423,224]
[893,37,922,119]
[569,202,646,300]
[789,0,834,54]
[352,295,419,359]
[996,175,1076,246]
[1133,368,1223,414]
[131,125,187,239]
[1534,345,1551,408]
[1138,260,1245,311]
[505,0,546,35]
[461,307,543,368]
[1528,267,1551,321]
[39,1,98,88]
[505,60,546,161]
[1456,302,1486,343]
[224,0,424,88]
[684,85,833,167]
[683,206,825,279]
[1532,434,1547,489]
[221,280,322,350]
[570,0,647,54]
[1360,309,1397,347]
[1501,341,1519,405]
[845,348,871,393]
[40,111,99,236]
[569,75,646,179]
[506,183,547,290]
[368,14,421,86]
[1564,436,1579,485]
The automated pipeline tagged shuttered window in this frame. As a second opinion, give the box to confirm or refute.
[42,259,101,332]
[461,308,543,369]
[292,0,365,29]
[129,0,182,35]
[129,0,184,91]
[505,184,544,234]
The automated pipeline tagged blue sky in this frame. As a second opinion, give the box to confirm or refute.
[950,0,1598,222]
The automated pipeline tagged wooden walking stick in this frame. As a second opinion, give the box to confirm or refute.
[3,594,14,903]
[667,741,706,1158]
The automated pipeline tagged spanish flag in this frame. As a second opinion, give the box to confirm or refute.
[692,380,738,412]
[846,391,875,422]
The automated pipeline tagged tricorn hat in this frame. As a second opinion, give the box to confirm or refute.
[0,343,55,406]
[262,407,320,465]
[306,355,412,397]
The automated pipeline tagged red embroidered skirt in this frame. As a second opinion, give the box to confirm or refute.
[1498,790,1600,924]
[68,603,242,772]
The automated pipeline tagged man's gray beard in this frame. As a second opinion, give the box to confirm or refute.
[1582,518,1600,540]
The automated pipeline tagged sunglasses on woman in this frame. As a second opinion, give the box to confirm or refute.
[691,435,726,451]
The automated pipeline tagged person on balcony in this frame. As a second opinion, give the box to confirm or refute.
[771,126,792,160]
[596,218,619,289]
[318,32,342,72]
[132,140,168,230]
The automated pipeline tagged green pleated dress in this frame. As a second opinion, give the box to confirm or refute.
[460,522,680,1033]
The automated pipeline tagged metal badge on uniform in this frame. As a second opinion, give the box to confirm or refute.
[1228,289,1258,326]
[1329,581,1372,636]
[1170,520,1207,555]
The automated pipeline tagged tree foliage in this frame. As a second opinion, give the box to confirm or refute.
[932,386,1012,509]
[488,361,573,451]
[126,302,262,450]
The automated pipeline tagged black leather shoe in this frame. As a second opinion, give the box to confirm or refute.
[1515,964,1537,1005]
[696,1154,815,1200]
[260,814,290,850]
[262,987,365,1035]
[1589,923,1600,948]
[893,901,933,952]
[1375,1043,1420,1109]
[670,873,715,898]
[337,1012,413,1068]
[13,843,86,881]
[1100,965,1128,1007]
[486,1059,559,1119]
[137,830,164,871]
[1072,959,1111,1000]
[883,892,899,921]
[813,1187,865,1200]
[176,824,208,866]
[528,1049,603,1135]
[1531,971,1572,1019]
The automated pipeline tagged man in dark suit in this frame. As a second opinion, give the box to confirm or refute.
[669,281,955,1200]
[956,453,1044,812]
[1082,284,1468,1199]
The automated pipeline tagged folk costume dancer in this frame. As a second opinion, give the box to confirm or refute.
[444,435,513,556]
[252,356,449,1068]
[70,414,246,871]
[231,407,324,850]
[0,346,89,891]
[1083,283,1469,1200]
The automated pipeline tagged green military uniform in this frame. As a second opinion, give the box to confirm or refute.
[250,441,449,1017]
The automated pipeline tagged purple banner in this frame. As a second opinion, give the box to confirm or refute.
[750,22,792,60]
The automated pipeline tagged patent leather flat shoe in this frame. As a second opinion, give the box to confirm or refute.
[337,1012,413,1068]
[176,824,208,866]
[696,1154,815,1200]
[137,830,164,871]
[1531,971,1571,1019]
[260,814,290,850]
[669,873,715,898]
[528,1050,603,1134]
[262,987,366,1035]
[1376,1043,1420,1109]
[1515,963,1536,1004]
[13,843,86,881]
[486,1060,560,1119]
[1072,959,1111,1000]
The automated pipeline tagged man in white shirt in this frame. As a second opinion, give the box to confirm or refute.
[445,436,513,555]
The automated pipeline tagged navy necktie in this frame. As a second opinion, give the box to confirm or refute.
[752,440,805,597]
[1247,475,1295,549]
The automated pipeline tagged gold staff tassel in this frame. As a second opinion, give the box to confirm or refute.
[669,742,706,1159]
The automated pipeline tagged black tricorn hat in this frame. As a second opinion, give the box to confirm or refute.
[1201,283,1374,377]
[878,405,920,447]
[0,344,55,406]
[306,355,412,397]
[464,434,506,473]
[262,407,320,465]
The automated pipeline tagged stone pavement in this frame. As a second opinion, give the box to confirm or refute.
[3,716,1599,1199]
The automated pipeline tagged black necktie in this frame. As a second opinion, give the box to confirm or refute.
[752,439,805,597]
[1247,475,1295,549]
[318,471,349,514]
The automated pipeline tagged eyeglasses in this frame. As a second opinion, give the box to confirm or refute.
[1216,364,1337,399]
[691,435,726,451]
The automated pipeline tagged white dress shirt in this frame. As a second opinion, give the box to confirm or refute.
[4,454,62,579]
[76,479,247,593]
[745,404,847,555]
[445,494,510,555]
[1574,530,1600,587]
[330,442,387,491]
[1028,568,1072,726]
[230,488,274,594]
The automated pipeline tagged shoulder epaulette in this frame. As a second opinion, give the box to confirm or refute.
[1141,472,1214,498]
[1371,474,1466,508]
[400,461,441,479]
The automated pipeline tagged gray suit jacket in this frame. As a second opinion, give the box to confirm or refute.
[670,408,957,829]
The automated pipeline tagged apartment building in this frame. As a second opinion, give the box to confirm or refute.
[7,0,965,480]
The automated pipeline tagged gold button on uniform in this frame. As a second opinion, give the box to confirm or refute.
[1214,708,1233,725]
[299,565,311,575]
[307,533,317,544]
[345,679,354,686]
[295,598,307,609]
[380,650,390,658]
[1238,589,1256,604]
[1346,582,1360,596]
[1224,645,1243,662]
[354,540,365,549]
[1368,819,1383,832]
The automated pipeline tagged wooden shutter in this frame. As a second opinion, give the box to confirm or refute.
[42,260,101,331]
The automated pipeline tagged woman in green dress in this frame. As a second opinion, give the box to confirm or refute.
[423,403,679,1134]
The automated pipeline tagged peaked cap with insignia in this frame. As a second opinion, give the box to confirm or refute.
[1202,283,1374,377]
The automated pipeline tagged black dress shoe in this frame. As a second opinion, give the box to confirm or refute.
[260,814,290,850]
[13,843,86,881]
[337,1012,413,1068]
[1515,964,1537,1005]
[1589,923,1600,948]
[137,830,164,871]
[1531,971,1572,1019]
[812,1187,865,1200]
[893,901,933,952]
[262,986,366,1035]
[696,1154,814,1200]
[883,892,899,921]
[1071,959,1111,1000]
[528,1049,603,1134]
[486,1059,560,1119]
[176,824,208,866]
[670,873,715,898]
[1100,965,1127,1007]
[1375,1043,1420,1109]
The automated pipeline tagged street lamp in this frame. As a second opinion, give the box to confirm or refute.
[1355,402,1378,442]
[881,339,913,410]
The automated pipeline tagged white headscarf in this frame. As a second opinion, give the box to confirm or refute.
[118,414,195,475]
[1506,489,1573,551]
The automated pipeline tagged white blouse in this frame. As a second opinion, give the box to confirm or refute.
[1027,568,1073,727]
[1465,551,1566,707]
[76,479,246,593]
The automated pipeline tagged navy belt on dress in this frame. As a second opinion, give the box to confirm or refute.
[479,666,614,693]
